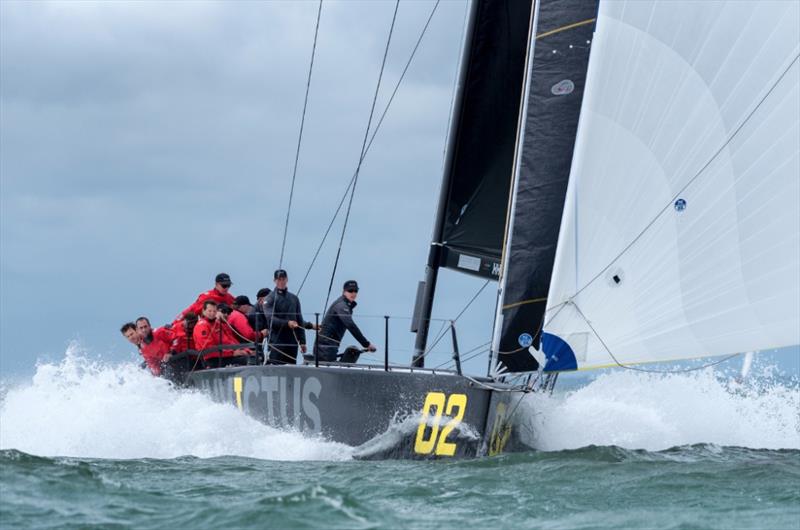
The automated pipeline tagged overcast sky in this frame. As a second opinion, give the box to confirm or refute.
[1,0,507,376]
[2,1,796,379]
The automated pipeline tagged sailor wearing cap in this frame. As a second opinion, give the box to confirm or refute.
[247,287,272,337]
[313,280,376,363]
[262,269,315,365]
[176,272,236,323]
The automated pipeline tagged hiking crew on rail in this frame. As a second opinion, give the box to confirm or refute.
[119,272,374,379]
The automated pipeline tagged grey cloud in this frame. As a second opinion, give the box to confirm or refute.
[1,0,496,376]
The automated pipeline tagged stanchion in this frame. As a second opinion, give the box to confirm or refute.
[314,312,320,368]
[384,315,389,371]
[450,321,462,375]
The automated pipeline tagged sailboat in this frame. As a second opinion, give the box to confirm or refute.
[184,0,800,459]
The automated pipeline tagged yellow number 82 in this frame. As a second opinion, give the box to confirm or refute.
[414,392,467,456]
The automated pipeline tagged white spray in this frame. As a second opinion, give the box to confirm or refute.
[517,367,800,452]
[0,344,352,460]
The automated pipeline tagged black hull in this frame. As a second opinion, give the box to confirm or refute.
[185,364,530,459]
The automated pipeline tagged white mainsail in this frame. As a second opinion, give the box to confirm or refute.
[541,0,800,371]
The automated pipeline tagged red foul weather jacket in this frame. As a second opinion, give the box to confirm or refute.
[178,289,235,321]
[140,326,174,376]
[193,317,239,359]
[171,320,194,354]
[227,310,256,342]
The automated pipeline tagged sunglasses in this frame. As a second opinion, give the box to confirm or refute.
[346,289,359,293]
[220,283,232,289]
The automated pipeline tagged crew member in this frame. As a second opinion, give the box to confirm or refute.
[177,273,235,321]
[193,300,246,368]
[249,288,271,335]
[171,312,199,354]
[314,280,376,363]
[121,321,149,369]
[135,316,175,376]
[262,269,315,364]
[218,302,257,342]
[121,322,141,348]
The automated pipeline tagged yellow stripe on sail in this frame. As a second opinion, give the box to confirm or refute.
[536,18,596,40]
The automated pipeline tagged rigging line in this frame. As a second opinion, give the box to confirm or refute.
[567,52,800,305]
[296,0,441,295]
[423,279,490,357]
[323,0,400,312]
[433,340,492,369]
[571,300,741,374]
[280,0,324,268]
[440,0,469,164]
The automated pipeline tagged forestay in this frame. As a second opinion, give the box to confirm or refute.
[542,0,800,371]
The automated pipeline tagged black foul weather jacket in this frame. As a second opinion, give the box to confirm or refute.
[262,289,308,347]
[315,296,370,356]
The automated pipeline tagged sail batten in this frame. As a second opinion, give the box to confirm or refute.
[542,0,800,372]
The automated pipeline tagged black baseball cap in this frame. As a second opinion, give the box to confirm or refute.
[274,269,288,279]
[215,273,232,286]
[343,280,359,292]
[256,287,272,299]
[234,295,252,306]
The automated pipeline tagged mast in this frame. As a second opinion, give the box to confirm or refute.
[412,0,480,367]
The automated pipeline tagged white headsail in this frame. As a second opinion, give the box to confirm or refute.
[541,0,800,371]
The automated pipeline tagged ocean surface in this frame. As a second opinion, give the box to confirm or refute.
[1,349,798,529]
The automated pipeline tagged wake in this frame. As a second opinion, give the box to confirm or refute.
[3,345,798,459]
[518,367,800,451]
[0,344,352,461]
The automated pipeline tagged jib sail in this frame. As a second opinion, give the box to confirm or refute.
[542,0,800,371]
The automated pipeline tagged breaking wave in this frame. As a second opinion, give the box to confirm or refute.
[0,344,352,461]
[518,367,800,451]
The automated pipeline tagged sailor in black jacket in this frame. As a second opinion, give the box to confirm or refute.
[314,280,376,362]
[263,270,314,364]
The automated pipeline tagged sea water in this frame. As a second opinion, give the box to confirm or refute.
[1,347,798,529]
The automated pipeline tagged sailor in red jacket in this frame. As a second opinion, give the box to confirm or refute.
[177,272,236,322]
[135,317,175,376]
[171,312,199,354]
[220,301,257,342]
[193,300,246,368]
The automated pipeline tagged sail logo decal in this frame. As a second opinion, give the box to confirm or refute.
[541,332,578,371]
[674,198,687,212]
[551,79,575,95]
[414,392,467,457]
[457,254,481,272]
[518,333,533,348]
